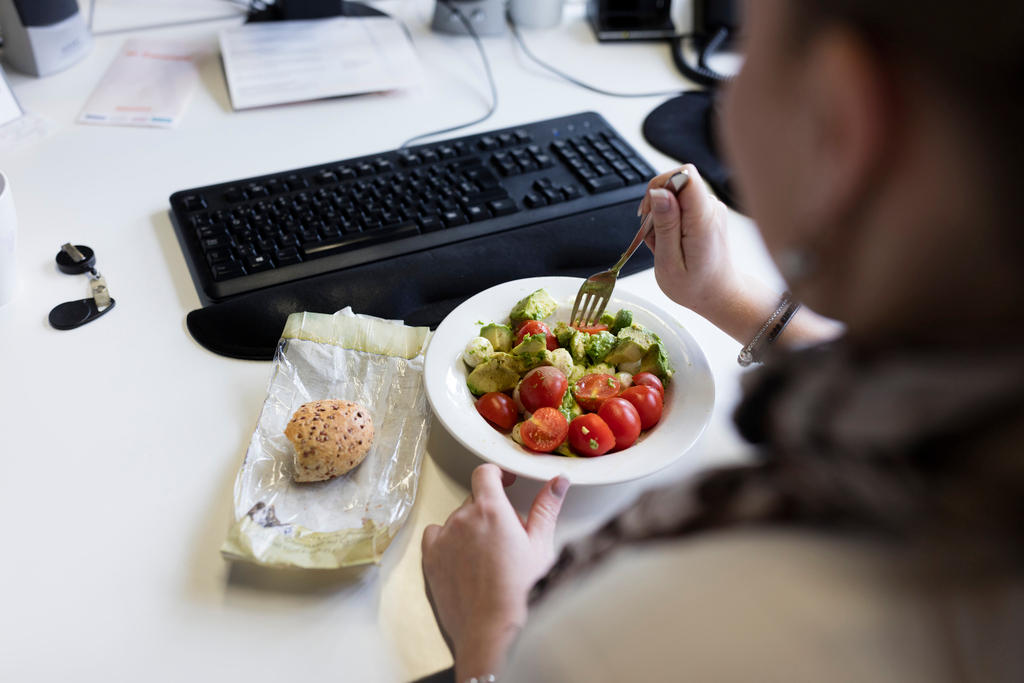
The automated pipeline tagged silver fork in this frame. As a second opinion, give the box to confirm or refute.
[570,170,690,327]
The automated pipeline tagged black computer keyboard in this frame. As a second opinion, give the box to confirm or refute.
[169,111,656,305]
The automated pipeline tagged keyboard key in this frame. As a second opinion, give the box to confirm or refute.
[182,194,207,211]
[627,157,651,176]
[201,236,233,251]
[441,210,467,227]
[285,174,308,190]
[585,175,626,193]
[542,188,562,204]
[488,198,518,216]
[398,152,420,167]
[206,248,235,264]
[524,193,546,208]
[245,254,274,272]
[211,262,245,281]
[477,136,499,150]
[418,215,444,233]
[276,248,302,266]
[561,185,583,200]
[224,188,246,203]
[465,204,489,222]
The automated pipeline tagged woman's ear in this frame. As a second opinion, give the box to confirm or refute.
[795,26,894,234]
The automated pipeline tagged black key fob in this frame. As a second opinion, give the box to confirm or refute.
[49,297,116,331]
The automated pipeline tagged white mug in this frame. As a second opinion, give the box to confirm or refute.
[0,170,17,306]
[509,0,564,29]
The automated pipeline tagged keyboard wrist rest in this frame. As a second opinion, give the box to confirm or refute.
[186,199,653,360]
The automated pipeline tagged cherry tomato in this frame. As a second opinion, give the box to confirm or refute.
[520,407,569,453]
[568,414,615,457]
[632,372,665,398]
[476,392,518,431]
[519,366,569,413]
[572,373,621,412]
[598,397,642,450]
[620,385,663,430]
[573,323,609,335]
[515,320,558,350]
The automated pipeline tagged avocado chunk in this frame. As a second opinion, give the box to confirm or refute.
[568,330,589,364]
[512,332,547,355]
[554,439,578,457]
[509,289,558,327]
[585,330,617,364]
[585,362,617,376]
[611,309,633,334]
[466,352,522,395]
[559,389,582,422]
[480,323,514,352]
[599,312,615,327]
[552,321,574,348]
[518,349,553,371]
[568,364,587,384]
[603,324,659,365]
[639,341,674,381]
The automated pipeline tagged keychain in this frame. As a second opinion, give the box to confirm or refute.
[48,243,116,330]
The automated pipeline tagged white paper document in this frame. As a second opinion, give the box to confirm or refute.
[219,17,420,111]
[79,40,203,128]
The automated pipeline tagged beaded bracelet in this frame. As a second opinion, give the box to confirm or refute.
[737,291,801,367]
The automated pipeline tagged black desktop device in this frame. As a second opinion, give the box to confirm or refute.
[169,112,658,359]
[587,0,676,41]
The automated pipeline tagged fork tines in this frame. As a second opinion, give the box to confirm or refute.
[571,284,609,328]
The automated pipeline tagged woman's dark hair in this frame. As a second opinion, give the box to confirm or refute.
[788,0,1024,219]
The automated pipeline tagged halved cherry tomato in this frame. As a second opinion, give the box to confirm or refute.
[573,323,609,335]
[519,366,569,413]
[572,373,621,412]
[515,320,558,350]
[598,397,641,450]
[632,372,665,398]
[520,407,569,453]
[476,392,518,431]
[620,385,663,430]
[568,414,615,457]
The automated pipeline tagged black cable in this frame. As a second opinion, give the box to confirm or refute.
[400,0,498,149]
[509,13,685,98]
[671,28,734,87]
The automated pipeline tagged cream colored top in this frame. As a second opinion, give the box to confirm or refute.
[503,530,1019,682]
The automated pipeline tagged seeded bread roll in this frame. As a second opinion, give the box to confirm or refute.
[284,400,374,483]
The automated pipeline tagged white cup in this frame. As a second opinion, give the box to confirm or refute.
[509,0,564,29]
[0,171,17,307]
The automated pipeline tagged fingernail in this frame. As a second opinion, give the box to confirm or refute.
[649,188,671,213]
[636,202,644,217]
[552,475,570,498]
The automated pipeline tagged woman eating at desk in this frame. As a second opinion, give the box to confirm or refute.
[419,0,1024,680]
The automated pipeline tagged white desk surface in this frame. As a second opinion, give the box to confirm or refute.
[0,2,779,681]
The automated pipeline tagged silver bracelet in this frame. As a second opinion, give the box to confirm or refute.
[737,292,801,367]
[464,676,497,683]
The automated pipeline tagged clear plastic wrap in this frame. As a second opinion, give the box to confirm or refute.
[220,308,432,569]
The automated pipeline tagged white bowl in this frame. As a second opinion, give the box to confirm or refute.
[424,277,715,485]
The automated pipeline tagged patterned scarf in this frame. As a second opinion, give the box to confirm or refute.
[532,340,1024,600]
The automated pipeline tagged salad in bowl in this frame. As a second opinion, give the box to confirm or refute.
[423,277,714,485]
[462,287,672,458]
